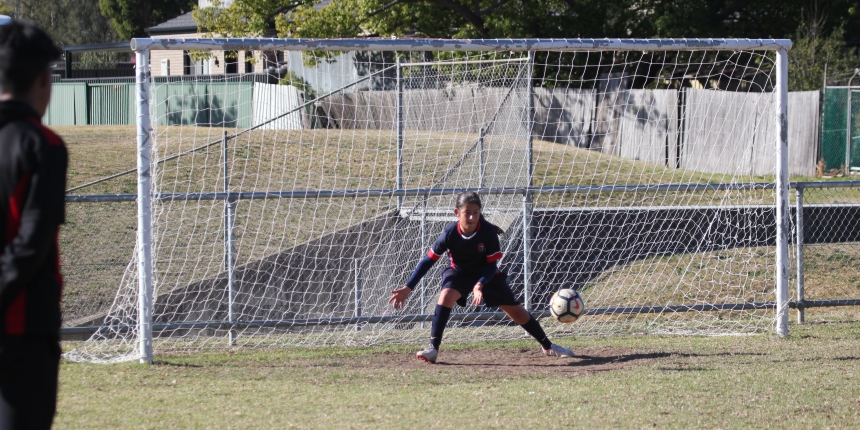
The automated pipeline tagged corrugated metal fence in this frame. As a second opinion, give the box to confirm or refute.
[44,82,256,128]
[313,88,820,177]
[45,82,820,176]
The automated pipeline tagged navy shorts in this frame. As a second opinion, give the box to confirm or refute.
[440,267,519,308]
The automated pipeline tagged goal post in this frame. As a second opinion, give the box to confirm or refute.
[68,38,791,364]
[775,47,790,337]
[134,48,154,364]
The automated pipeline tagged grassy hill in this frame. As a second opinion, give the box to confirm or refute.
[55,125,860,330]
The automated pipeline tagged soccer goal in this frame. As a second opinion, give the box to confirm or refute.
[66,38,792,364]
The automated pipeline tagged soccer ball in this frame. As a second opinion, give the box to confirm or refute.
[549,289,584,323]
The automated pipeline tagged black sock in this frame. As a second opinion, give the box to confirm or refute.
[521,315,552,349]
[430,304,452,349]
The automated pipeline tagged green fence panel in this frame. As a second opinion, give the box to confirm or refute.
[821,88,848,172]
[128,85,136,125]
[44,83,87,125]
[89,83,134,125]
[154,82,208,126]
[45,80,254,128]
[75,84,88,124]
[153,82,253,128]
[851,92,860,170]
[207,82,253,128]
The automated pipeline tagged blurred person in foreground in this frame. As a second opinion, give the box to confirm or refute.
[0,20,67,430]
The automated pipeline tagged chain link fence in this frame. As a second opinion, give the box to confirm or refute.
[60,181,860,339]
[792,184,860,321]
[819,87,860,174]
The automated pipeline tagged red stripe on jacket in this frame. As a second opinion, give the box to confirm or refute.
[6,173,29,240]
[5,173,31,335]
[28,118,62,146]
[486,251,503,263]
[5,291,26,335]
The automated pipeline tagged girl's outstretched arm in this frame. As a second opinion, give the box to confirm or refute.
[390,255,438,309]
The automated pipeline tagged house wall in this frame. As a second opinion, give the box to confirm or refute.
[150,32,256,77]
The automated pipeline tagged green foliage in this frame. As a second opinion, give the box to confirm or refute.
[268,0,860,41]
[790,22,860,91]
[14,0,117,46]
[193,0,312,38]
[98,0,196,40]
[11,0,132,67]
[191,0,860,90]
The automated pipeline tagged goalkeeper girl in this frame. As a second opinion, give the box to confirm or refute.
[389,191,574,363]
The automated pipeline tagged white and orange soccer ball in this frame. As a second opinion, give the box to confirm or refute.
[549,288,584,323]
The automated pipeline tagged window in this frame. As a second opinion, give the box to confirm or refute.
[183,51,193,75]
[225,51,238,74]
[183,51,208,75]
[244,51,254,74]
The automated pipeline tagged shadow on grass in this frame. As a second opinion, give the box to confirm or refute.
[154,361,204,368]
[433,352,673,368]
[568,352,671,367]
[656,366,711,372]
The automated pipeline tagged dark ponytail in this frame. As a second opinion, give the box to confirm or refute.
[455,191,504,236]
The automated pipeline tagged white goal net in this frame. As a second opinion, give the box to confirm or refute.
[66,39,791,363]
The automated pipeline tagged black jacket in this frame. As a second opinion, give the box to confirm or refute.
[0,101,67,337]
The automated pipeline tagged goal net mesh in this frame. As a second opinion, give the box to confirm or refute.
[67,45,782,363]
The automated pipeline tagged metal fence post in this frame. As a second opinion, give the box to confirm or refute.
[223,131,237,345]
[795,186,805,323]
[354,259,362,331]
[522,192,533,311]
[135,48,154,364]
[396,56,404,211]
[526,51,535,188]
[420,199,427,328]
[522,51,536,312]
[775,48,790,337]
[478,127,485,188]
[847,88,852,174]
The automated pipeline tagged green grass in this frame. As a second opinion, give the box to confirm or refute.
[49,126,860,428]
[57,319,860,429]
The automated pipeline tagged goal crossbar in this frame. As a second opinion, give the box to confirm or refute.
[130,38,792,52]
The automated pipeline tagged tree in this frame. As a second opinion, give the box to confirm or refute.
[194,0,860,43]
[99,0,196,40]
[194,0,860,89]
[790,21,860,90]
[9,0,128,67]
[193,0,313,38]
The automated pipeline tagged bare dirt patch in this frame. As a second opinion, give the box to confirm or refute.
[341,346,670,376]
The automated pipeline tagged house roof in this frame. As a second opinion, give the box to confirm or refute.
[146,12,200,36]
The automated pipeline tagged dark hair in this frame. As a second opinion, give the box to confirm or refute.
[0,21,61,98]
[455,191,504,235]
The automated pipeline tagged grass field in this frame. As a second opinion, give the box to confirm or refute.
[57,319,860,428]
[50,123,860,427]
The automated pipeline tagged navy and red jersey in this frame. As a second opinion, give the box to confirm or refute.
[0,101,67,337]
[427,219,502,276]
[404,218,503,290]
